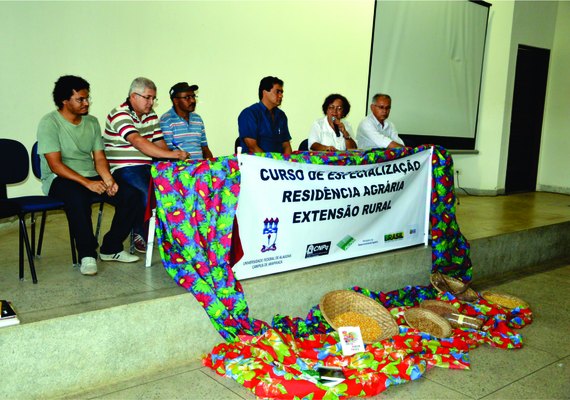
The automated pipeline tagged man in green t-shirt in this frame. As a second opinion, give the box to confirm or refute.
[37,75,141,276]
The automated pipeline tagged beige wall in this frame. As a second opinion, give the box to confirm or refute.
[1,1,568,199]
[538,1,570,193]
[0,0,374,197]
[454,0,569,195]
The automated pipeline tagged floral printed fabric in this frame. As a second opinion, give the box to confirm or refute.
[205,328,458,400]
[151,145,470,341]
[152,158,269,341]
[152,146,532,398]
[204,294,532,399]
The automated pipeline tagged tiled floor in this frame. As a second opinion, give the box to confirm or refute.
[2,191,570,399]
[65,261,570,400]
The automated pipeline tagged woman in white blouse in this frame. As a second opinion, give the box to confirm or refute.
[308,94,357,152]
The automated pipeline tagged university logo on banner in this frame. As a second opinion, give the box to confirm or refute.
[233,149,433,280]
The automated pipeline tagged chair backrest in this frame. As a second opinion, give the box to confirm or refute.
[0,139,29,199]
[31,142,41,179]
[234,137,241,154]
[0,199,20,218]
[298,138,309,151]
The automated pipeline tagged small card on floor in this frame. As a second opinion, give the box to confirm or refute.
[338,326,365,356]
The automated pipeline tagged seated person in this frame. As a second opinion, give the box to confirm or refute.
[159,82,213,160]
[37,75,141,276]
[356,93,405,149]
[308,94,357,152]
[238,76,292,155]
[103,77,188,253]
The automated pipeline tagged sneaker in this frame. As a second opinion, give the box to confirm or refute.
[100,251,140,263]
[80,257,98,276]
[133,233,147,254]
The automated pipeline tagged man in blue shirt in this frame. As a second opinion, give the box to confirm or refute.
[160,82,213,160]
[238,76,293,155]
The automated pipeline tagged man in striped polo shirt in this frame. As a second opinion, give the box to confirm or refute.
[159,82,213,160]
[104,77,188,253]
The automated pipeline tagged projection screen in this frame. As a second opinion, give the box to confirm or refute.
[367,0,491,150]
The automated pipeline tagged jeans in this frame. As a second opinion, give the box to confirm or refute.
[49,176,144,259]
[112,165,151,236]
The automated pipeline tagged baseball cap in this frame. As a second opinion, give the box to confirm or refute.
[169,82,199,98]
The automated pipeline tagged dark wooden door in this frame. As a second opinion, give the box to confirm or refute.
[505,45,550,194]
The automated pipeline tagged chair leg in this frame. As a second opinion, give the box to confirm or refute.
[145,209,156,268]
[19,216,38,284]
[19,218,24,280]
[30,212,36,255]
[37,210,48,257]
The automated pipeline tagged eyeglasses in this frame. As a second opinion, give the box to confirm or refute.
[327,105,343,111]
[373,104,391,110]
[72,96,91,104]
[134,93,157,102]
[175,95,198,100]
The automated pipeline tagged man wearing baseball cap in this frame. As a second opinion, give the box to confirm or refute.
[159,82,213,160]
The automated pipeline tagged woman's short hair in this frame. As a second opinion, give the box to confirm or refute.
[322,93,351,117]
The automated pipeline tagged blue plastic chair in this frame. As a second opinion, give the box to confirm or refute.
[0,199,36,280]
[298,139,309,151]
[0,138,69,283]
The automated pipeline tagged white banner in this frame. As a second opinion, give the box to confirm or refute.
[233,149,433,280]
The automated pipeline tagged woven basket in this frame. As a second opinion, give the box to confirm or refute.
[404,308,452,338]
[420,300,456,317]
[430,272,478,302]
[481,291,530,309]
[320,290,398,344]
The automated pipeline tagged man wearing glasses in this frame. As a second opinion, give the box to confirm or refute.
[356,93,405,150]
[159,82,213,160]
[238,76,293,155]
[37,75,141,275]
[104,77,188,253]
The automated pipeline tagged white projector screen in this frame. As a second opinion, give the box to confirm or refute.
[367,0,490,150]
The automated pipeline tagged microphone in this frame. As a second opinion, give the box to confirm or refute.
[332,117,340,137]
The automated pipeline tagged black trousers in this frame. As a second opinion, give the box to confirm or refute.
[49,176,144,259]
[112,164,151,237]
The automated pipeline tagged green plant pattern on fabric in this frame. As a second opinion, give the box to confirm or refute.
[151,146,471,341]
[150,145,534,397]
[204,296,532,399]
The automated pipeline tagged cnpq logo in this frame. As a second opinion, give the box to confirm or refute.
[305,242,331,258]
[384,232,404,242]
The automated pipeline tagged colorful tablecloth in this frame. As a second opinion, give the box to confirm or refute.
[151,145,470,341]
[150,146,531,398]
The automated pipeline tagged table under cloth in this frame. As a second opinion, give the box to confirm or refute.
[149,145,533,398]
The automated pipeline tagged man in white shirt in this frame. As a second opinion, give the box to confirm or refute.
[356,94,405,150]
